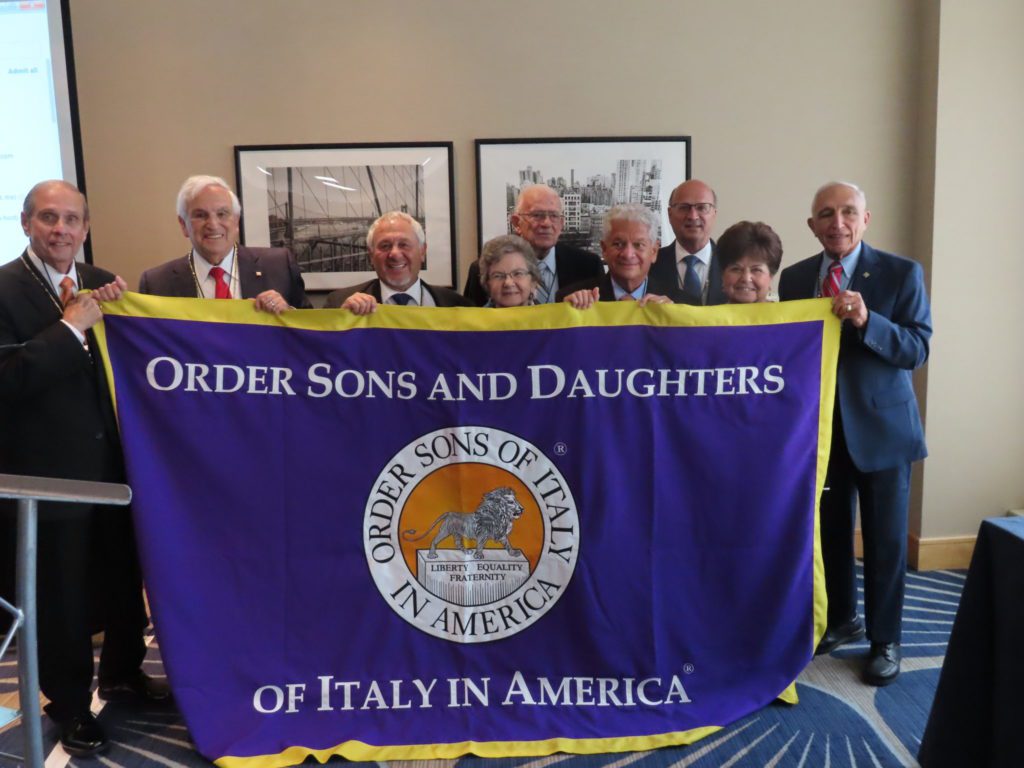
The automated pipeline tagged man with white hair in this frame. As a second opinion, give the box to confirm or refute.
[139,175,310,311]
[464,184,603,305]
[779,181,932,686]
[325,211,470,313]
[557,204,686,307]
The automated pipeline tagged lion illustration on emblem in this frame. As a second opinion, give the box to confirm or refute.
[402,486,525,560]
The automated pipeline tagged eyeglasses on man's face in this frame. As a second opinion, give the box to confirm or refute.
[519,211,564,223]
[668,203,715,215]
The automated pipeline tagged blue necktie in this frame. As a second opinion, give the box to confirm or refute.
[392,293,413,306]
[682,255,702,303]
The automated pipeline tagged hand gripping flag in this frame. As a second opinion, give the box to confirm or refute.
[94,296,838,767]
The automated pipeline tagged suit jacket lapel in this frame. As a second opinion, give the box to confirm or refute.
[422,281,441,307]
[807,253,827,297]
[19,251,63,304]
[19,267,63,326]
[847,243,877,295]
[708,244,733,309]
[656,240,722,303]
[706,242,723,304]
[17,252,69,323]
[552,245,567,287]
[168,258,199,297]
[237,247,260,299]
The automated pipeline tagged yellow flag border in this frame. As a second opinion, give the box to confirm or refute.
[213,726,726,767]
[90,293,838,763]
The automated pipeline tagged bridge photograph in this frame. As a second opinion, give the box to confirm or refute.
[263,163,426,274]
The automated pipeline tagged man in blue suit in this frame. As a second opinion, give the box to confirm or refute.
[779,181,931,686]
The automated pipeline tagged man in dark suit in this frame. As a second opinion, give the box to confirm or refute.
[556,204,686,307]
[779,181,932,686]
[138,175,310,310]
[650,179,726,305]
[0,181,168,757]
[325,211,470,313]
[463,184,603,305]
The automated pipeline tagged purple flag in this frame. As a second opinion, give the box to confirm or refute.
[95,296,837,765]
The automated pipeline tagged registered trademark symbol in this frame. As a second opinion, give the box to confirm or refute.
[553,442,568,456]
[683,663,695,674]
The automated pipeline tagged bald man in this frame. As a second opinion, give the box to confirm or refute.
[464,184,603,306]
[779,181,932,686]
[0,181,167,757]
[650,179,726,305]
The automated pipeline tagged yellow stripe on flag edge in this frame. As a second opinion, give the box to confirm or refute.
[93,292,837,660]
[812,302,841,654]
[214,726,725,767]
[88,293,118,426]
[96,291,835,332]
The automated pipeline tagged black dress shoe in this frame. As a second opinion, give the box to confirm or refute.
[98,670,172,703]
[57,712,108,757]
[815,615,866,655]
[864,641,901,686]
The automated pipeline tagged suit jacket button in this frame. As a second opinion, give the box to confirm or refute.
[95,432,104,440]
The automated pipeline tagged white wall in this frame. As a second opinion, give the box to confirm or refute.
[63,0,1024,541]
[68,0,921,287]
[919,0,1024,536]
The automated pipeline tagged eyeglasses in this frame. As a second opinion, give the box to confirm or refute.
[668,203,716,215]
[488,269,532,282]
[518,211,564,223]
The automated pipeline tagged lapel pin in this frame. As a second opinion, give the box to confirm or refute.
[255,271,263,277]
[862,272,870,278]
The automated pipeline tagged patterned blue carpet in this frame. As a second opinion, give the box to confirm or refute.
[0,566,963,767]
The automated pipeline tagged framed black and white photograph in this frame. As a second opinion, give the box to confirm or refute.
[235,142,456,291]
[475,136,690,254]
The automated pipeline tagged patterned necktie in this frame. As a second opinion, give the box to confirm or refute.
[618,293,636,302]
[822,259,843,298]
[682,254,702,303]
[209,266,232,299]
[59,276,75,306]
[679,256,704,303]
[536,262,555,304]
[391,293,413,306]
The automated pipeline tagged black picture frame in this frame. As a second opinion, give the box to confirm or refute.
[235,142,457,290]
[475,136,691,255]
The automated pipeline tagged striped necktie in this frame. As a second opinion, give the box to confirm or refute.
[536,262,555,304]
[822,259,843,297]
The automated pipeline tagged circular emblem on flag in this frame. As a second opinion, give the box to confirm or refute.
[364,426,579,643]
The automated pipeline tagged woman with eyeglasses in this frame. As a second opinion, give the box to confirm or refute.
[716,220,783,303]
[477,235,542,308]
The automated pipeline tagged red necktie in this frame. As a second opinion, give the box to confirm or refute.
[59,276,76,306]
[822,259,843,298]
[209,266,232,299]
